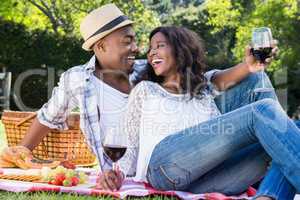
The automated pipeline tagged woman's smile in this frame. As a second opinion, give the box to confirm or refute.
[151,58,164,69]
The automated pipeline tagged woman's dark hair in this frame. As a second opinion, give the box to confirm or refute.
[147,26,208,98]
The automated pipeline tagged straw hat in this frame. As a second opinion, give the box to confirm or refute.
[80,4,134,51]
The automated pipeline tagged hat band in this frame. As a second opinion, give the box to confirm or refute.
[86,15,129,41]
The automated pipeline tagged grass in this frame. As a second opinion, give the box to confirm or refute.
[0,191,175,200]
[0,192,115,200]
[0,121,173,199]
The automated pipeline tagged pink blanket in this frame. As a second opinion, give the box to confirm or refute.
[0,168,255,199]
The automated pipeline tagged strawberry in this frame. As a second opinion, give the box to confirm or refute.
[71,176,80,186]
[60,160,76,169]
[49,179,55,185]
[54,173,66,185]
[50,179,61,186]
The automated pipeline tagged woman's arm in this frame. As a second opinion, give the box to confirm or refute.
[119,82,147,176]
[212,45,278,91]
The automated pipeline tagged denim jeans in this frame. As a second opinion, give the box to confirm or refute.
[146,72,299,199]
[255,163,296,200]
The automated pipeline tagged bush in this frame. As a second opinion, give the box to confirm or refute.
[0,19,91,110]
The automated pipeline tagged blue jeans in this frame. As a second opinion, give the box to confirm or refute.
[146,72,299,199]
[255,163,296,200]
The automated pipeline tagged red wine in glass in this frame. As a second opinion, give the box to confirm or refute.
[251,27,273,63]
[103,145,127,162]
[250,47,272,63]
[251,27,273,89]
[103,127,127,171]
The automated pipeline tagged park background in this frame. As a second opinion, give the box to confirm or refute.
[0,0,299,116]
[0,1,300,199]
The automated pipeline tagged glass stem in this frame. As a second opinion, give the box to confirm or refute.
[112,162,117,172]
[261,69,265,88]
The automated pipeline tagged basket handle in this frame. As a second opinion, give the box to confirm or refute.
[16,113,37,126]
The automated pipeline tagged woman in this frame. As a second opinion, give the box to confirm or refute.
[106,26,299,199]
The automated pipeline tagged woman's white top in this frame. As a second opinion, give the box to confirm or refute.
[119,80,221,182]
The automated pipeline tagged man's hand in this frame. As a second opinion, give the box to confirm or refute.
[245,40,279,73]
[96,170,124,191]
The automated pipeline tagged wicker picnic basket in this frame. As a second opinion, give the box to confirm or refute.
[1,111,96,166]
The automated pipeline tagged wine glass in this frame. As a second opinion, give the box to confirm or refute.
[102,127,127,171]
[251,27,273,88]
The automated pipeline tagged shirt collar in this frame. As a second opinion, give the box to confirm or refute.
[84,55,97,72]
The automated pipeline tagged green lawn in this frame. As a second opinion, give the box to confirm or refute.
[0,121,173,199]
[0,191,174,200]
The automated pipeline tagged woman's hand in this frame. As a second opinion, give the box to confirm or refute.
[96,170,124,191]
[208,40,279,91]
[245,40,279,73]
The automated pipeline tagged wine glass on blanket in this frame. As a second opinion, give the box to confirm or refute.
[103,127,127,171]
[251,27,273,88]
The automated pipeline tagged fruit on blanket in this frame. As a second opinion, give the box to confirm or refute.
[55,173,66,185]
[42,166,87,187]
[41,166,52,180]
[63,179,72,187]
[50,179,61,185]
[71,176,80,186]
[55,166,67,174]
[60,160,76,169]
[78,171,88,184]
[65,169,76,178]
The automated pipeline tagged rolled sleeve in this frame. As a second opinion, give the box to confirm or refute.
[129,59,148,85]
[37,72,77,130]
[204,69,222,97]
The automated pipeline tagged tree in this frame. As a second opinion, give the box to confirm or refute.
[143,0,205,23]
[143,0,173,23]
[0,0,161,50]
[167,3,236,68]
[205,0,300,116]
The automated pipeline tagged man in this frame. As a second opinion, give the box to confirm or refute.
[17,4,146,171]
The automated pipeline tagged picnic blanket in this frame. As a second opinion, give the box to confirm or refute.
[0,168,255,200]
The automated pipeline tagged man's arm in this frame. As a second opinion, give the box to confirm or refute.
[212,45,278,91]
[19,70,77,151]
[19,118,51,151]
